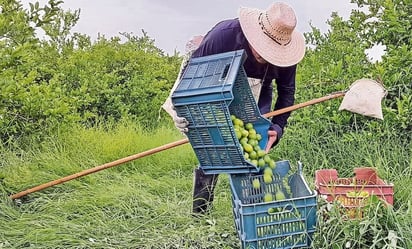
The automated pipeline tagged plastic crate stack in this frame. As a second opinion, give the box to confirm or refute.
[171,50,317,249]
[315,167,394,219]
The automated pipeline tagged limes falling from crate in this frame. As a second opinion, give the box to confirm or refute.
[231,114,294,205]
[231,114,276,169]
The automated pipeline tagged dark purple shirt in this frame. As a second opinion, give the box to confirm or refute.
[191,18,297,141]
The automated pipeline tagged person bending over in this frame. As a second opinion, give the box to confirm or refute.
[163,2,306,215]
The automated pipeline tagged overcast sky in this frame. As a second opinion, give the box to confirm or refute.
[20,0,360,55]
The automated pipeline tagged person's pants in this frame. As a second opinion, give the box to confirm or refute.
[192,166,219,214]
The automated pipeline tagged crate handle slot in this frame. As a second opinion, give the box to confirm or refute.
[220,63,231,81]
[268,203,294,214]
[280,203,294,213]
[346,190,369,198]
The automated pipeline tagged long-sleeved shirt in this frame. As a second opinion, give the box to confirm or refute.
[190,18,297,141]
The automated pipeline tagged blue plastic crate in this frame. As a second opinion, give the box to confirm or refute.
[171,50,271,175]
[229,161,317,249]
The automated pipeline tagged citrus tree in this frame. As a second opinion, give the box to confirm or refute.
[296,0,411,138]
[0,0,181,147]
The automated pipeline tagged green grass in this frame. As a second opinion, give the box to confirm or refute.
[1,120,411,248]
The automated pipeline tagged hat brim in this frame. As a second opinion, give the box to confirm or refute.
[239,7,306,67]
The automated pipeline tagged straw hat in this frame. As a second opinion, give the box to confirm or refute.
[239,2,306,67]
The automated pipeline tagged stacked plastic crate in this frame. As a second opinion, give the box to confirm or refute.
[171,50,317,249]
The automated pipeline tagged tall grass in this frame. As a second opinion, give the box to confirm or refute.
[1,119,411,248]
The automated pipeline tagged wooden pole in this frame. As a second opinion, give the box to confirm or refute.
[10,138,189,200]
[263,92,345,118]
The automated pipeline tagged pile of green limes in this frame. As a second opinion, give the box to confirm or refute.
[230,114,276,169]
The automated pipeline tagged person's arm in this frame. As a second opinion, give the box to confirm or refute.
[258,65,296,145]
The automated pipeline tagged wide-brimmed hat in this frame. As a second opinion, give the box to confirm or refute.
[239,2,306,67]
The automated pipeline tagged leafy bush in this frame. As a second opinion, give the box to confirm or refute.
[296,0,411,140]
[0,0,181,147]
[313,196,412,249]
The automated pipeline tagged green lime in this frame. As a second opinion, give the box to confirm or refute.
[254,145,261,152]
[263,193,273,202]
[263,154,272,163]
[243,143,253,153]
[264,167,273,176]
[257,149,266,158]
[268,159,276,169]
[263,173,272,184]
[248,132,257,140]
[275,190,286,201]
[245,123,254,130]
[240,137,248,145]
[235,130,242,139]
[248,139,257,146]
[234,118,244,127]
[252,179,260,189]
[241,129,249,137]
[249,150,257,159]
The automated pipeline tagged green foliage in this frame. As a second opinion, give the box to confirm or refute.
[0,120,411,248]
[350,0,412,133]
[2,0,408,148]
[0,122,241,249]
[313,197,412,249]
[0,0,181,148]
[0,0,79,146]
[297,0,411,139]
[57,32,180,128]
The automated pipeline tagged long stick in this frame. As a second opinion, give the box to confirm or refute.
[10,92,345,200]
[10,138,189,200]
[263,91,345,118]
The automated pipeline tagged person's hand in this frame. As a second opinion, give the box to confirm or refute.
[171,106,189,133]
[174,116,189,133]
[265,130,278,153]
[185,35,204,52]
